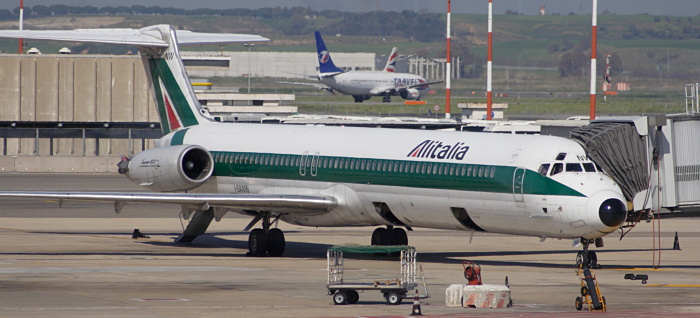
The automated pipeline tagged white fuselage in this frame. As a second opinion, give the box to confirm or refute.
[319,71,428,97]
[159,122,627,240]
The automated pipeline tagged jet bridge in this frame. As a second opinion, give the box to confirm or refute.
[567,115,700,216]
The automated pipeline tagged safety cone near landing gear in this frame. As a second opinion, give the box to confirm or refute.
[673,232,681,250]
[410,289,422,316]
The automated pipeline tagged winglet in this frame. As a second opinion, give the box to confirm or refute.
[314,31,344,75]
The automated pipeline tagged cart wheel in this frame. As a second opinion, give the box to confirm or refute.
[347,290,359,304]
[333,291,348,305]
[580,286,589,296]
[575,296,583,310]
[385,291,403,305]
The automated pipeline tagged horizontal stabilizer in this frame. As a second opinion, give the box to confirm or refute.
[0,27,268,48]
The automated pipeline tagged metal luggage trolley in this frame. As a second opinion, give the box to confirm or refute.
[327,245,426,305]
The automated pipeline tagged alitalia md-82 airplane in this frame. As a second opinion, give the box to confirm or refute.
[314,31,443,103]
[0,25,627,268]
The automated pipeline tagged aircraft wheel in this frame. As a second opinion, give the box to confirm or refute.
[248,229,268,257]
[588,251,599,269]
[333,291,348,305]
[575,296,583,310]
[267,228,285,257]
[346,290,359,304]
[392,228,408,246]
[382,96,391,103]
[371,228,388,246]
[575,251,589,268]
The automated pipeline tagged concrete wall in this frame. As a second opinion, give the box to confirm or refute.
[181,51,377,79]
[0,54,158,157]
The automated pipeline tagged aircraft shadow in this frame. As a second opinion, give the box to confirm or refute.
[9,230,698,269]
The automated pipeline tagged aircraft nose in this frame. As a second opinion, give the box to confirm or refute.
[599,198,627,228]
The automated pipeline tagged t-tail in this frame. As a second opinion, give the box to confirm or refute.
[383,47,399,72]
[0,25,268,135]
[314,31,344,76]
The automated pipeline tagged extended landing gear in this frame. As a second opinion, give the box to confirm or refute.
[247,213,286,257]
[382,96,391,103]
[353,95,371,103]
[371,226,408,246]
[575,238,600,269]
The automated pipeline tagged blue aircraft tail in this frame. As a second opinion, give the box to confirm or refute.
[314,31,344,74]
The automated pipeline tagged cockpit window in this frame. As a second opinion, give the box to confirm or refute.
[556,153,567,161]
[583,163,596,172]
[565,163,583,172]
[550,163,563,176]
[538,164,550,176]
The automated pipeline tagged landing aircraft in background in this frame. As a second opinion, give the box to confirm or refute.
[0,25,627,269]
[313,31,442,103]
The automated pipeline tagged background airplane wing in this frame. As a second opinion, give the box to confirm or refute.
[407,80,444,89]
[0,191,336,215]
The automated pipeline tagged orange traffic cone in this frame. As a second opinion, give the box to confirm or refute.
[410,289,422,316]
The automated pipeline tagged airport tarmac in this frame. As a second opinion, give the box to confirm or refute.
[1,174,700,317]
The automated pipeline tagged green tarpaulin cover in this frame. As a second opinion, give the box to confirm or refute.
[327,244,414,254]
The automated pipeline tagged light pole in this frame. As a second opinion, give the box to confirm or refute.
[244,43,255,94]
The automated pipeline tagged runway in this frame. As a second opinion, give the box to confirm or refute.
[1,175,699,317]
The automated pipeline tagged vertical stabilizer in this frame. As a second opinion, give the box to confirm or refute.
[314,31,344,75]
[383,47,399,72]
[138,25,212,134]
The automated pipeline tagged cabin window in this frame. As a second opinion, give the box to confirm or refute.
[478,166,484,177]
[449,165,456,176]
[583,162,596,172]
[264,155,270,165]
[566,163,583,172]
[556,153,567,160]
[371,161,378,171]
[410,163,415,173]
[431,164,438,174]
[467,166,472,177]
[538,164,550,176]
[461,166,467,176]
[551,163,563,176]
[387,161,394,172]
[490,167,496,178]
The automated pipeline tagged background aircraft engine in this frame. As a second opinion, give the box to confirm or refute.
[400,88,420,100]
[121,145,214,192]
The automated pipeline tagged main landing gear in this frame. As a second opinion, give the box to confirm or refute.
[575,238,601,269]
[382,96,391,103]
[246,213,286,257]
[371,226,409,247]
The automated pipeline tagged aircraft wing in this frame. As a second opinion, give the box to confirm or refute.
[371,80,445,95]
[407,80,444,89]
[0,191,336,215]
[0,28,268,47]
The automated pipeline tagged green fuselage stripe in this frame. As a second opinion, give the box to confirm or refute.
[210,151,585,197]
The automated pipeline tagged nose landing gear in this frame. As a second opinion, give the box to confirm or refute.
[575,238,601,269]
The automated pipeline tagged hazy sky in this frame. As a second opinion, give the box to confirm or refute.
[2,0,699,16]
